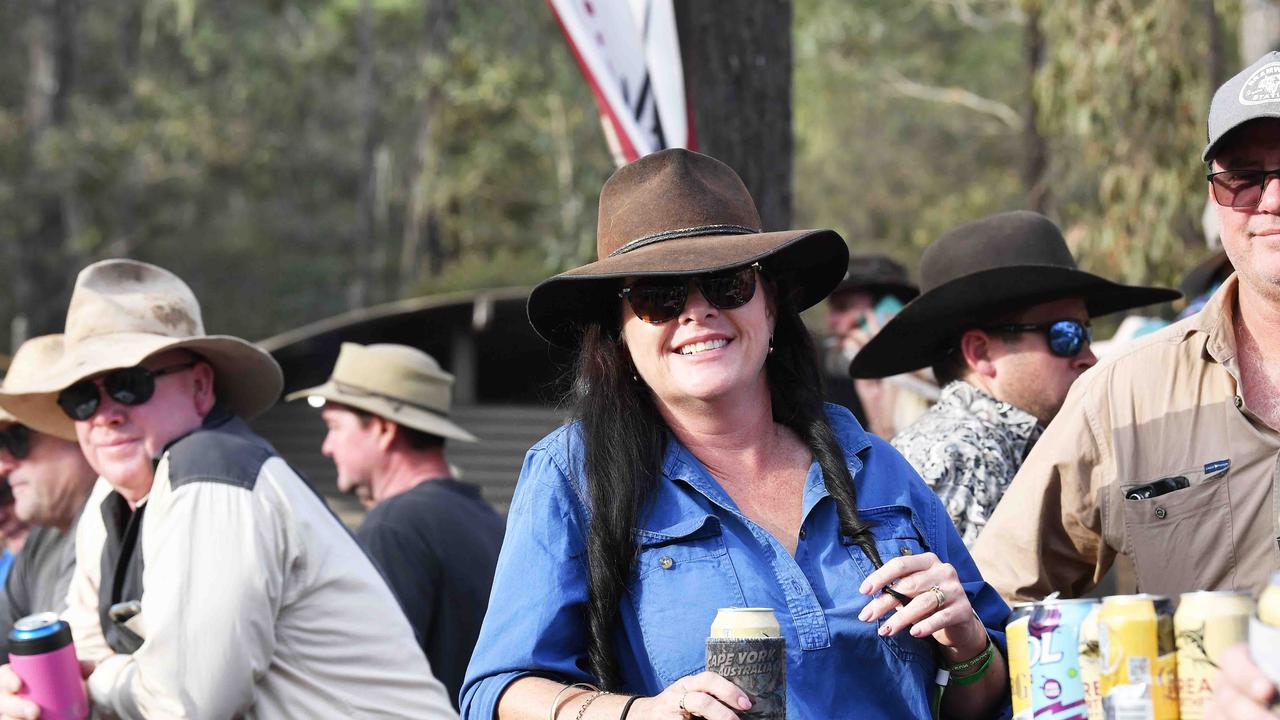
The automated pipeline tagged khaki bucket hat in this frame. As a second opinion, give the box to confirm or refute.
[0,259,284,439]
[286,343,477,443]
[0,335,76,439]
[526,148,850,348]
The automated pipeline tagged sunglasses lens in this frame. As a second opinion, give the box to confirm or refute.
[698,267,757,310]
[103,367,156,407]
[1212,171,1264,208]
[626,281,687,324]
[57,381,102,421]
[0,425,29,459]
[1048,320,1088,357]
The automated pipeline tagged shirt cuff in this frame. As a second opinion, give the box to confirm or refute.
[460,670,535,720]
[87,653,141,719]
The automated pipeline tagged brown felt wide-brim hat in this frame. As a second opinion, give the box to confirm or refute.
[0,260,283,439]
[528,149,849,348]
[850,211,1181,379]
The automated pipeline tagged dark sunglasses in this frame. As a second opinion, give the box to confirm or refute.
[619,264,760,324]
[0,425,29,460]
[983,319,1093,357]
[1207,168,1280,209]
[56,361,198,422]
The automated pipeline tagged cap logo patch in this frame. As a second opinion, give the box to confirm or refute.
[1240,62,1280,106]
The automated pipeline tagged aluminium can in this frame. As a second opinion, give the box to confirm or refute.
[706,608,785,720]
[1174,591,1252,719]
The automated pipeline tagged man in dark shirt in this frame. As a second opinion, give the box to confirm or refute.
[291,342,504,709]
[0,335,97,654]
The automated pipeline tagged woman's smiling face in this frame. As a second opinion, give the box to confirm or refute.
[621,269,775,409]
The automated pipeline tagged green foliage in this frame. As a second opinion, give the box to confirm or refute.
[1037,0,1229,285]
[0,0,611,346]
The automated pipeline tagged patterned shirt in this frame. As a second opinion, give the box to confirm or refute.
[891,381,1042,547]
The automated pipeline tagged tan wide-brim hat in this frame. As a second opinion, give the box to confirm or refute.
[0,260,284,439]
[527,148,850,348]
[0,335,76,438]
[286,342,477,443]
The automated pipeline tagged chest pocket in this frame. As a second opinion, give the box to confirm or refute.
[1122,463,1236,594]
[845,504,934,664]
[630,514,745,685]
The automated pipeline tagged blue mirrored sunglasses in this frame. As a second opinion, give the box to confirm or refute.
[983,318,1093,357]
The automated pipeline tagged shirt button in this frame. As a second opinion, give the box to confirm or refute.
[1235,395,1244,408]
[899,546,913,556]
[799,529,807,540]
[659,556,674,570]
[1154,506,1167,520]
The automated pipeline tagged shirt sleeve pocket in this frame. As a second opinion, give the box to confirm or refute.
[631,515,746,685]
[847,504,934,664]
[1121,465,1235,594]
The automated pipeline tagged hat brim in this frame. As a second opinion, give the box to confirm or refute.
[850,265,1182,378]
[1203,111,1280,161]
[528,228,849,347]
[286,382,477,443]
[0,333,283,440]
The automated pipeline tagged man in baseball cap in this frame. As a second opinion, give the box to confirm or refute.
[0,260,456,718]
[290,342,503,709]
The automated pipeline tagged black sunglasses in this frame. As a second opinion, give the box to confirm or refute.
[56,361,198,422]
[0,425,29,460]
[619,264,760,324]
[983,319,1093,358]
[1207,168,1280,209]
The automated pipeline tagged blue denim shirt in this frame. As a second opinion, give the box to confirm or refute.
[461,405,1011,719]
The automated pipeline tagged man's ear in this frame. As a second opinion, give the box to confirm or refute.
[192,361,217,415]
[959,329,999,379]
[375,418,399,452]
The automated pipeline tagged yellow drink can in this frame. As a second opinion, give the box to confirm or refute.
[1099,594,1179,719]
[1007,602,1034,719]
[1174,591,1251,719]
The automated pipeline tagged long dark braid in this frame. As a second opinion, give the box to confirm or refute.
[572,278,883,691]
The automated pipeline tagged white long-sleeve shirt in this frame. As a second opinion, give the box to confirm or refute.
[62,414,457,719]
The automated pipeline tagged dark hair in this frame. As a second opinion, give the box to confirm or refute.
[931,342,967,386]
[347,405,446,451]
[572,275,884,690]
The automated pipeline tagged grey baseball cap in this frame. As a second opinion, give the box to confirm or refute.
[1204,51,1280,162]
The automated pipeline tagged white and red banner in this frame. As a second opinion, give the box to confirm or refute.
[547,0,694,165]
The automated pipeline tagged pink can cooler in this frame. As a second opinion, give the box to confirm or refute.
[8,612,88,719]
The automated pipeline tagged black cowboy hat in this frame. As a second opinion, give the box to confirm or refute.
[833,255,919,302]
[527,149,849,348]
[850,211,1181,379]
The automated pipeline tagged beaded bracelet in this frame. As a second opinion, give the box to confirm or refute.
[618,695,641,720]
[550,683,599,720]
[574,690,609,720]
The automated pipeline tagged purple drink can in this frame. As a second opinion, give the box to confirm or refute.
[8,612,89,719]
[1029,599,1098,720]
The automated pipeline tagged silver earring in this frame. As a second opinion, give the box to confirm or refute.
[769,336,775,355]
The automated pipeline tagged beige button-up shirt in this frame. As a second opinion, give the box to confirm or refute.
[973,274,1280,601]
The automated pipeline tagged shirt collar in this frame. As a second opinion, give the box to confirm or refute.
[1194,272,1240,372]
[937,380,1042,442]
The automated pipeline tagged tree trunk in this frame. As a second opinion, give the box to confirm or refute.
[1241,0,1280,64]
[350,0,377,310]
[1023,5,1050,214]
[12,0,80,346]
[675,0,793,231]
[397,0,456,293]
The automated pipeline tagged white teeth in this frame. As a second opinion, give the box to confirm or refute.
[678,339,729,355]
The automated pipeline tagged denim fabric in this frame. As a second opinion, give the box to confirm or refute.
[461,405,1011,719]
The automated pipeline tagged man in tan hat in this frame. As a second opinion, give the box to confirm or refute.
[0,260,456,718]
[290,342,503,711]
[0,335,97,656]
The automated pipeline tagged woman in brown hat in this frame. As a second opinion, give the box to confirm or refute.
[461,150,1010,720]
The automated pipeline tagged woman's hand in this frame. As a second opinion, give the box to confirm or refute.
[629,671,752,720]
[1207,644,1278,718]
[857,552,987,658]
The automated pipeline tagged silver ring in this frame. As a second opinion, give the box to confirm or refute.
[679,691,688,712]
[929,585,946,609]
